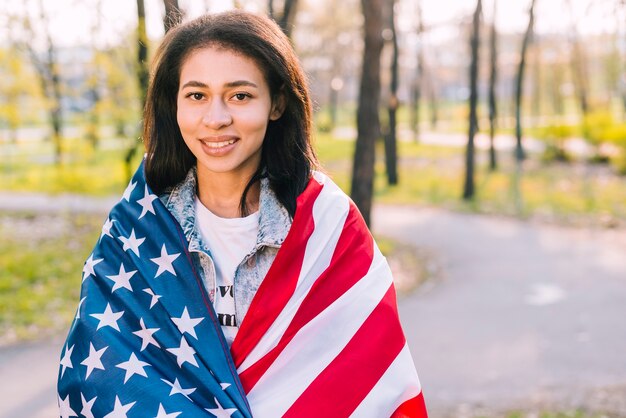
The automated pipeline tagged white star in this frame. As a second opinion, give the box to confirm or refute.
[116,352,150,383]
[106,263,137,293]
[161,378,196,400]
[143,288,162,309]
[58,394,78,418]
[166,336,198,368]
[100,217,115,241]
[59,343,74,378]
[150,244,180,277]
[220,383,231,391]
[171,307,204,339]
[205,397,237,418]
[75,297,87,319]
[80,343,108,379]
[122,180,136,202]
[90,303,124,331]
[118,228,145,257]
[80,393,97,418]
[133,318,160,351]
[137,185,158,219]
[155,403,182,418]
[82,254,104,282]
[103,396,135,418]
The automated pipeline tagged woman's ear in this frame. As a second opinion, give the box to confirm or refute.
[269,92,286,121]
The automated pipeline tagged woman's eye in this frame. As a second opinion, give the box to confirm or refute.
[233,93,249,101]
[186,92,204,100]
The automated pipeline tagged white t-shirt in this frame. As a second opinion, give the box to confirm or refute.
[194,196,260,346]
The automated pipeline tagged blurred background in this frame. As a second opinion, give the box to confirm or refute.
[0,0,625,417]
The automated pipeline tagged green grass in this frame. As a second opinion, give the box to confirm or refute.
[2,132,625,225]
[0,211,103,345]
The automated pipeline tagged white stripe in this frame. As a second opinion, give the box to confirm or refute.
[246,247,393,418]
[350,343,422,417]
[238,174,349,373]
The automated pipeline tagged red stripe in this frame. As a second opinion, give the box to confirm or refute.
[391,392,428,418]
[283,284,405,417]
[238,202,374,392]
[230,177,323,368]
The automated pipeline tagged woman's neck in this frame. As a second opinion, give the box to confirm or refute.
[196,167,260,219]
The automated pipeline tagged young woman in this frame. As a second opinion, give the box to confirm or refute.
[58,10,427,418]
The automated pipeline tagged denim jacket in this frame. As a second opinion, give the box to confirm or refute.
[159,168,292,326]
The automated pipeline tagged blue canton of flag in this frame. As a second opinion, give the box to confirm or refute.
[57,162,252,418]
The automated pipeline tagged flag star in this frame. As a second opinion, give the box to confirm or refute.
[171,307,204,339]
[80,343,108,379]
[75,297,87,319]
[150,244,181,277]
[137,185,158,219]
[122,180,137,202]
[82,254,104,282]
[59,343,74,378]
[155,403,182,418]
[80,393,97,418]
[205,397,237,418]
[106,263,137,293]
[133,318,160,351]
[220,383,231,391]
[90,303,124,331]
[143,288,162,309]
[100,217,115,241]
[118,228,145,257]
[166,337,198,368]
[58,394,78,418]
[116,352,151,383]
[103,396,135,418]
[161,378,196,400]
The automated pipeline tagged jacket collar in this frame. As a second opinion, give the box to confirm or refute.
[160,167,291,252]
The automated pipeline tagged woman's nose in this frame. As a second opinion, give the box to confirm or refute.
[201,99,232,129]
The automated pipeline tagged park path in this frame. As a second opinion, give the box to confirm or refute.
[372,205,626,416]
[0,194,625,417]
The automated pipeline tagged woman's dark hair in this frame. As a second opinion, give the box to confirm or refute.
[143,10,318,217]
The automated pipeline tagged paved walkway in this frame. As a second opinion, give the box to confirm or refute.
[372,206,626,416]
[1,195,625,417]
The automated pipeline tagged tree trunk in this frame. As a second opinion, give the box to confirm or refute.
[463,0,481,200]
[269,0,299,38]
[487,0,498,171]
[384,0,399,185]
[514,0,536,162]
[125,0,150,181]
[163,0,183,33]
[351,0,385,226]
[87,0,103,150]
[411,0,424,142]
[27,0,64,164]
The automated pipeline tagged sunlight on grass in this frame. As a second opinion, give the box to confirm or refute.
[0,211,102,345]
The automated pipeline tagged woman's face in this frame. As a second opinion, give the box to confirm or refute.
[176,46,283,180]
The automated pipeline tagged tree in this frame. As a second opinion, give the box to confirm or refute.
[487,0,498,171]
[384,0,399,185]
[514,0,537,163]
[163,0,184,33]
[268,0,300,38]
[85,0,104,149]
[351,0,385,226]
[410,0,425,143]
[462,0,482,200]
[21,0,64,164]
[124,0,150,181]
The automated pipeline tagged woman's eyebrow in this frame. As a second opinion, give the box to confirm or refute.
[180,80,259,89]
[224,80,258,88]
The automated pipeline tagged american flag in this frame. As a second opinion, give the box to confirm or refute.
[57,163,426,417]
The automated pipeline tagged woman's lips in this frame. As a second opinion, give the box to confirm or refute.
[198,136,239,155]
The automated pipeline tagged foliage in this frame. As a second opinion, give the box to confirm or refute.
[0,211,103,345]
